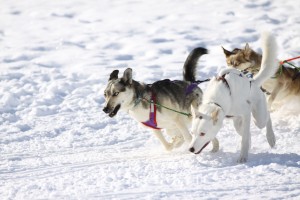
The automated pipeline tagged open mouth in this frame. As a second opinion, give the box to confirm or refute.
[195,141,210,154]
[108,104,121,117]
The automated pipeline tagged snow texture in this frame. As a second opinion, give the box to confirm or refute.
[1,0,300,199]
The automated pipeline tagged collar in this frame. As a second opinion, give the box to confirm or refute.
[208,102,233,118]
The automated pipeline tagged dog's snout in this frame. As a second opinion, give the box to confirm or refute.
[189,147,195,153]
[103,107,109,113]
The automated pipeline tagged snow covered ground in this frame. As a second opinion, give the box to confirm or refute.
[1,0,300,199]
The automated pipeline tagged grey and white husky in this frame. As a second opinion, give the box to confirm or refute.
[103,48,219,151]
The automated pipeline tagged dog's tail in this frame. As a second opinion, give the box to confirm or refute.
[253,32,278,86]
[183,47,208,82]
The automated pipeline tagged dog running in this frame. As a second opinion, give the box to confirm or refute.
[189,33,277,163]
[103,48,219,151]
[222,36,300,110]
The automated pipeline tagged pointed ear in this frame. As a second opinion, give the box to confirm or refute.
[122,68,133,85]
[211,108,220,125]
[243,43,252,59]
[222,46,232,57]
[190,104,200,118]
[244,43,250,51]
[109,70,119,81]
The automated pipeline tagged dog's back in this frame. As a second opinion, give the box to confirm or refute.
[150,79,202,112]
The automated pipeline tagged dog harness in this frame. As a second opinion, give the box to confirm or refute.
[141,93,161,130]
[216,74,232,95]
[185,83,198,95]
[241,70,254,78]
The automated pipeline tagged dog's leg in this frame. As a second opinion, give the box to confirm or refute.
[165,128,184,148]
[237,114,251,163]
[233,117,243,136]
[153,129,173,151]
[175,121,192,143]
[251,90,276,148]
[252,95,268,129]
[233,116,249,162]
[211,138,219,153]
[268,82,283,110]
[266,113,276,148]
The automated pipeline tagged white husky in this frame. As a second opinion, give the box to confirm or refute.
[189,33,278,163]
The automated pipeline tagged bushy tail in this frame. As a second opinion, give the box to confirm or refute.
[253,32,278,86]
[183,47,208,82]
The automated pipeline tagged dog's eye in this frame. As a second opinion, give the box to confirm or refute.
[199,116,203,120]
[113,92,119,96]
[104,92,107,97]
[200,132,205,136]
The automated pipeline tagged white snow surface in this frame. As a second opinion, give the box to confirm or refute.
[1,0,300,199]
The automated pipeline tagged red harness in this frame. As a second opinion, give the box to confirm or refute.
[141,93,161,130]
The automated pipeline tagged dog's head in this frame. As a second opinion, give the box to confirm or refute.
[222,43,254,71]
[189,104,224,154]
[103,68,134,117]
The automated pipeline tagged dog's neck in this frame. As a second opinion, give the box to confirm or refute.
[202,73,234,115]
[129,80,151,110]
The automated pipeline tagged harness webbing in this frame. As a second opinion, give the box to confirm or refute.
[141,93,161,130]
[141,96,191,118]
[279,56,300,65]
[216,74,231,95]
[138,80,211,124]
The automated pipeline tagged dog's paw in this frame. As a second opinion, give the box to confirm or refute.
[210,138,219,153]
[267,134,276,148]
[164,143,174,151]
[171,136,184,148]
[211,146,219,153]
[237,156,247,163]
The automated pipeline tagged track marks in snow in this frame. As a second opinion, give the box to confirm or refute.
[1,0,300,199]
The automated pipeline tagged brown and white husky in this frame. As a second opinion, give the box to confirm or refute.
[222,37,300,110]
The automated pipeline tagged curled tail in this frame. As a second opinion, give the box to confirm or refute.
[253,32,278,86]
[183,47,208,82]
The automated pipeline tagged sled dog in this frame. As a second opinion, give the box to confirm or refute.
[189,33,277,162]
[222,36,300,109]
[103,48,219,151]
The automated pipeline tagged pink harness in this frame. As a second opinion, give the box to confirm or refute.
[141,93,161,130]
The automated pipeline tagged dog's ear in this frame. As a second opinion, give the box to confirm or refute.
[244,43,250,51]
[122,68,133,85]
[243,43,252,59]
[222,46,232,57]
[190,105,200,118]
[211,108,220,125]
[109,70,119,81]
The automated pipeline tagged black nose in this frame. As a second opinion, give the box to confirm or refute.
[103,107,109,113]
[189,147,195,153]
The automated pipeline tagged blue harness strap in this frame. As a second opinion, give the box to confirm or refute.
[185,83,198,95]
[142,93,161,130]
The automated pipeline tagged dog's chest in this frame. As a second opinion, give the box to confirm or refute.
[128,108,150,122]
